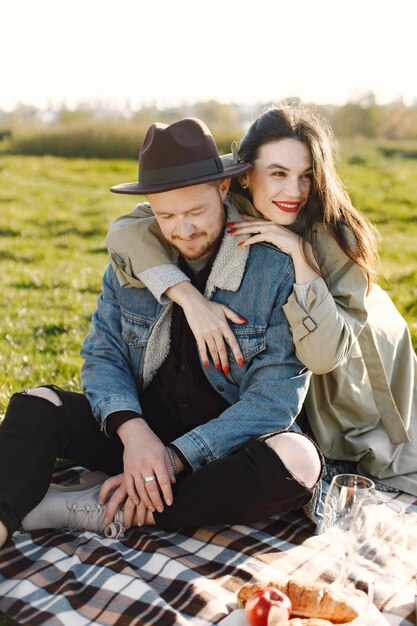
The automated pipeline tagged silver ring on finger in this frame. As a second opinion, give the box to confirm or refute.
[143,475,156,483]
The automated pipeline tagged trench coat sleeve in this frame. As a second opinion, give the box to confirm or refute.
[106,202,190,301]
[283,226,369,375]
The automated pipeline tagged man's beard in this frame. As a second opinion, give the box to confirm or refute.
[170,201,226,261]
[171,228,224,260]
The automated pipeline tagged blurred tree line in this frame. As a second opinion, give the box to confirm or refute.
[1,93,416,159]
[324,92,417,140]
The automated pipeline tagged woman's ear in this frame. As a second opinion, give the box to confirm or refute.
[238,175,248,189]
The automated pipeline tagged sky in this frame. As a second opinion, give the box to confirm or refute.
[2,0,417,112]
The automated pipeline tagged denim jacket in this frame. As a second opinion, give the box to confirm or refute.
[81,202,311,472]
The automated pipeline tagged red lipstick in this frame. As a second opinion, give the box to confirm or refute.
[273,201,301,213]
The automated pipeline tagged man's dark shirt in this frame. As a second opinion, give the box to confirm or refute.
[107,253,230,444]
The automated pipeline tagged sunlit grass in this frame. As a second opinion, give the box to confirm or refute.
[0,155,139,413]
[339,143,417,343]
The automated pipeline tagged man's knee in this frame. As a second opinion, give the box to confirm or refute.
[26,387,63,407]
[265,432,322,488]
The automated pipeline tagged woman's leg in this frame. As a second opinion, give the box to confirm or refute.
[0,387,123,543]
[153,432,323,530]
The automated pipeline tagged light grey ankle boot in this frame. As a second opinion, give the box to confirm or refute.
[22,474,125,539]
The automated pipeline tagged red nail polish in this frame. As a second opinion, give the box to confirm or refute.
[227,228,236,234]
[226,222,235,226]
[216,363,222,371]
[238,358,244,368]
[204,360,210,368]
[240,317,248,324]
[223,366,229,376]
[237,241,245,247]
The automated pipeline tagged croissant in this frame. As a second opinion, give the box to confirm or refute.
[272,579,358,624]
[237,579,359,624]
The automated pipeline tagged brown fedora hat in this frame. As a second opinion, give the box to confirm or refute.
[110,117,251,195]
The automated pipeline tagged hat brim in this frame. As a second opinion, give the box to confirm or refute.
[110,158,251,195]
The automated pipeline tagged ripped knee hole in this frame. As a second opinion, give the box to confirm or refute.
[25,387,63,407]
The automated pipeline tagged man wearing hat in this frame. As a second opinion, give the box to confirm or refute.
[0,119,323,547]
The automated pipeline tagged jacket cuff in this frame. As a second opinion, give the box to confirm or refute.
[283,278,334,342]
[172,430,216,472]
[137,265,190,304]
[91,396,142,436]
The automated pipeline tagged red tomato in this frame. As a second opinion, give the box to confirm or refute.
[245,587,292,626]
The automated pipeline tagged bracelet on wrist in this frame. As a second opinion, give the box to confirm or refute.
[166,446,178,476]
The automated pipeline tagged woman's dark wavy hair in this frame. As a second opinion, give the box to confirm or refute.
[235,100,378,289]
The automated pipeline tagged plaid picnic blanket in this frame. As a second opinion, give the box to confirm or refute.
[0,466,416,626]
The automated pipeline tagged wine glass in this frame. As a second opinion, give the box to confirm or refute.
[323,474,376,532]
[349,499,407,604]
[322,474,377,585]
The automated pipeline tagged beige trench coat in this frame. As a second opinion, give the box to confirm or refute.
[107,195,417,495]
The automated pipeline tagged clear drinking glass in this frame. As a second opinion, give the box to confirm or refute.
[349,499,408,601]
[322,474,378,624]
[322,474,377,584]
[323,474,376,532]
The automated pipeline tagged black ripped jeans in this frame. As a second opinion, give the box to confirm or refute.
[0,389,322,538]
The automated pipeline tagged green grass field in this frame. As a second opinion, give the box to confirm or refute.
[0,148,416,418]
[340,141,417,328]
[0,155,136,415]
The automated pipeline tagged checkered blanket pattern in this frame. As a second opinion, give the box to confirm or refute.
[0,466,416,626]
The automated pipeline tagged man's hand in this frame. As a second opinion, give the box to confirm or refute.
[99,473,149,528]
[116,418,175,514]
[100,444,185,528]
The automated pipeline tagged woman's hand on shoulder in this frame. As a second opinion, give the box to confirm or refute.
[227,218,302,257]
[229,218,320,284]
[166,281,246,375]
